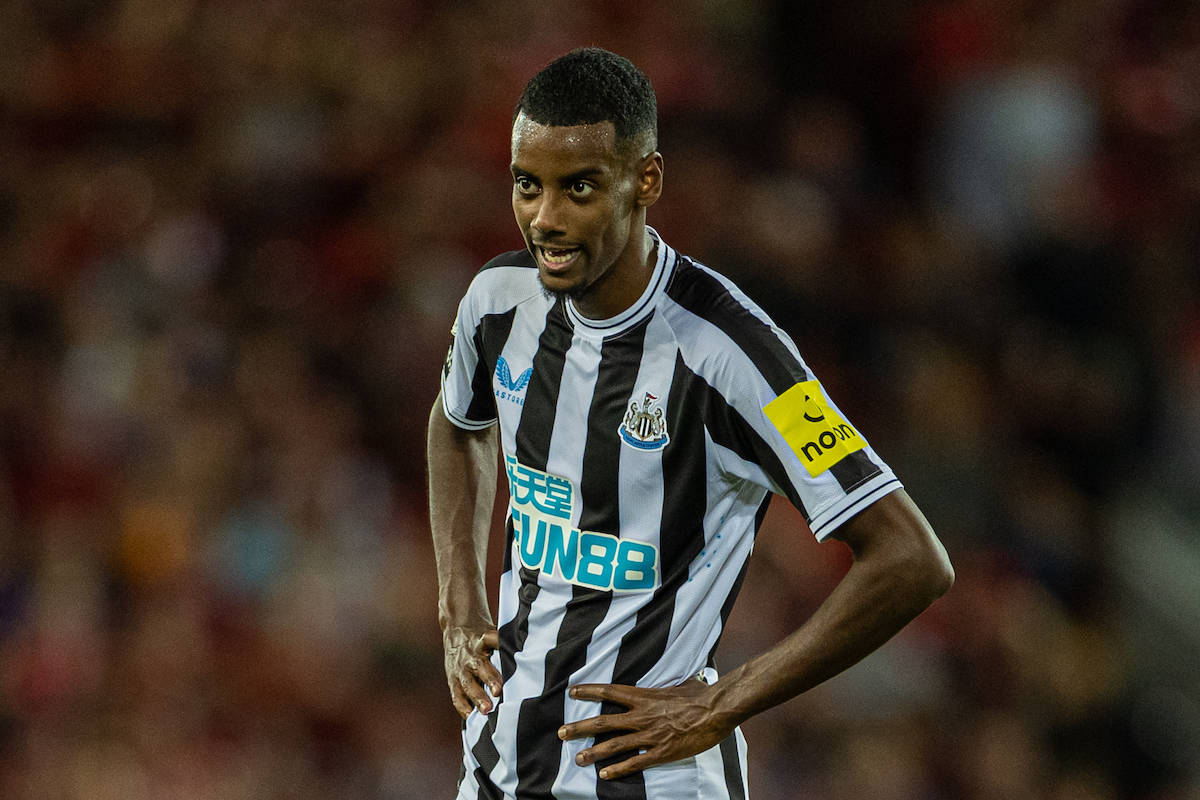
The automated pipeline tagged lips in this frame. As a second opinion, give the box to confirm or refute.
[536,245,581,273]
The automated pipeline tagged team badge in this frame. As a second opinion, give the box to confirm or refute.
[618,391,670,451]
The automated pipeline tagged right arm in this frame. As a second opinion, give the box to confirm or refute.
[428,390,503,717]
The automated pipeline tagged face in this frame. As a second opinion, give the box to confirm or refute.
[510,112,661,317]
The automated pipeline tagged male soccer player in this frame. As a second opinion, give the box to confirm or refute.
[427,47,954,800]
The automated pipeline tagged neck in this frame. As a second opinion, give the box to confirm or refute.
[571,225,656,320]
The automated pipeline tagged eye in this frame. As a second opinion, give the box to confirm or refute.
[514,176,539,196]
[569,181,594,198]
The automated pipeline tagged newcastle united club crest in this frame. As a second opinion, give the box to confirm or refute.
[618,391,670,451]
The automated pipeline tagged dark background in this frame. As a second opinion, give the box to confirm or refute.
[0,0,1197,797]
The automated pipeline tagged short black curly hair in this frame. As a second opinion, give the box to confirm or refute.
[514,48,657,151]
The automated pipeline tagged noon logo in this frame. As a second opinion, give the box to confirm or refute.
[763,380,866,477]
[494,355,532,406]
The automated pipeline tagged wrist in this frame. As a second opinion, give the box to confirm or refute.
[707,673,754,730]
[437,590,493,633]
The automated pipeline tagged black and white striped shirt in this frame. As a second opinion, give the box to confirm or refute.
[441,231,901,800]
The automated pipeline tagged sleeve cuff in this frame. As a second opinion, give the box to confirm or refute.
[440,374,498,431]
[808,476,903,541]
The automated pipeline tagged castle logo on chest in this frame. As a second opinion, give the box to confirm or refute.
[618,391,670,451]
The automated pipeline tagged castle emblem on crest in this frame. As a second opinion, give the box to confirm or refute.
[618,392,670,451]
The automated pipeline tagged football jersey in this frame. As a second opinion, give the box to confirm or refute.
[439,230,902,800]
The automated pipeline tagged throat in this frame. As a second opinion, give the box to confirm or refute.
[570,234,658,321]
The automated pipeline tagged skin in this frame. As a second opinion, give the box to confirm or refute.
[428,395,503,718]
[509,112,663,319]
[428,114,956,780]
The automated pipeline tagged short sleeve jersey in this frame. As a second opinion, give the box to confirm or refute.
[440,231,902,800]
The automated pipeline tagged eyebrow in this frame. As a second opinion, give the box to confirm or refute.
[510,165,607,183]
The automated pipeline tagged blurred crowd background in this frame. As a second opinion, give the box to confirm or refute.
[1,0,1198,797]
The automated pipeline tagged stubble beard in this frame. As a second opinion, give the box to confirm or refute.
[537,273,590,304]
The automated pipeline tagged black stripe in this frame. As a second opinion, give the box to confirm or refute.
[509,299,608,800]
[480,247,537,272]
[464,308,518,423]
[754,492,772,532]
[595,352,711,800]
[491,300,563,661]
[498,566,539,681]
[707,551,751,670]
[515,587,612,799]
[719,733,747,800]
[469,723,503,798]
[515,302,571,469]
[666,258,808,395]
[472,301,571,791]
[680,362,810,521]
[501,516,514,578]
[829,449,883,493]
[665,258,883,495]
[473,766,504,800]
[578,320,649,534]
[516,312,649,799]
[502,300,571,680]
[657,353,711,580]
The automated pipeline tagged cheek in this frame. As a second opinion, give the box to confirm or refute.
[512,200,532,234]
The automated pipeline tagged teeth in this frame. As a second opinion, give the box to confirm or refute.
[542,248,577,265]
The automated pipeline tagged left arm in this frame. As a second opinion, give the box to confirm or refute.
[560,489,954,779]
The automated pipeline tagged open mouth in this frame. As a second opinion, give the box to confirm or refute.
[539,246,581,272]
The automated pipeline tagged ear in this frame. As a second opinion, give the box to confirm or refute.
[634,152,664,208]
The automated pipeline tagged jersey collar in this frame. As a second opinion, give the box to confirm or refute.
[565,227,674,336]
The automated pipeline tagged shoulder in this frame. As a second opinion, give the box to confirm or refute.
[459,248,543,317]
[663,255,774,329]
[659,253,808,393]
[480,248,537,272]
[660,254,781,346]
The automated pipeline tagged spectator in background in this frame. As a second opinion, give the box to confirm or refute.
[0,1,1196,797]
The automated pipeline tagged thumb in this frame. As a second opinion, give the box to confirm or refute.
[480,629,500,652]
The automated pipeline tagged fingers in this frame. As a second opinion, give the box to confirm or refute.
[457,666,496,714]
[444,628,505,717]
[568,683,637,705]
[594,750,659,781]
[571,732,651,768]
[559,711,631,740]
[449,680,474,719]
[471,653,504,698]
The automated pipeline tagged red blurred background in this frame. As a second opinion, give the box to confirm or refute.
[0,1,1197,797]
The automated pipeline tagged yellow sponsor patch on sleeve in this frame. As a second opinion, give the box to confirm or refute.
[763,380,867,477]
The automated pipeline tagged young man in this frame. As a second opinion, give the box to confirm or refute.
[427,48,953,800]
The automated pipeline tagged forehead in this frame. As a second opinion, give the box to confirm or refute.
[510,113,622,173]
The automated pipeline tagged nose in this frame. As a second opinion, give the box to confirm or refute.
[530,190,565,236]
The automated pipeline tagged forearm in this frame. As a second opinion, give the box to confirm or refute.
[713,492,953,724]
[427,393,500,631]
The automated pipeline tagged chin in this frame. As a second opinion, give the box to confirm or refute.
[537,273,589,303]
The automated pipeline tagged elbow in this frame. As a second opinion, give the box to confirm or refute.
[927,542,955,600]
[910,532,954,606]
[838,491,954,608]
